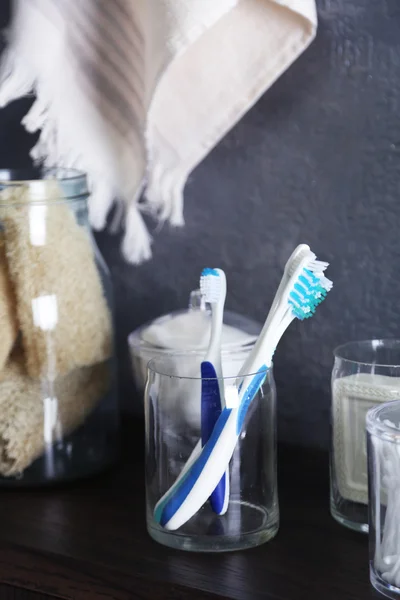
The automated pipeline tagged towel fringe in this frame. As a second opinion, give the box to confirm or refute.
[22,94,50,133]
[0,39,154,264]
[88,180,116,231]
[122,202,153,265]
[0,47,34,107]
[145,165,185,228]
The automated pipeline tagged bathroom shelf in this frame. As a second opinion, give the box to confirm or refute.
[0,419,380,600]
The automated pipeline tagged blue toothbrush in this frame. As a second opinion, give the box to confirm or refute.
[200,268,229,515]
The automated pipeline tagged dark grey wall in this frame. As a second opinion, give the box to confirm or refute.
[1,1,400,448]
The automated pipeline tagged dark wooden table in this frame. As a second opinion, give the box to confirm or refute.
[0,420,381,600]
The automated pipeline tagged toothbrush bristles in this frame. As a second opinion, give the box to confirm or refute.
[289,257,333,321]
[200,268,222,304]
[308,260,329,272]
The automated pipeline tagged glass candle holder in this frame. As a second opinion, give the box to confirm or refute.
[145,355,279,552]
[367,400,400,599]
[331,340,400,533]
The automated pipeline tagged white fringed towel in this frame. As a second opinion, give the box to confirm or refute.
[0,0,317,264]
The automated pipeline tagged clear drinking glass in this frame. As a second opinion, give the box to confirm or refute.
[331,340,400,532]
[0,168,119,485]
[367,400,400,599]
[145,355,278,552]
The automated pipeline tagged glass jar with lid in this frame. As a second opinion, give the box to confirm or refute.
[128,290,261,390]
[128,289,262,431]
[0,168,119,485]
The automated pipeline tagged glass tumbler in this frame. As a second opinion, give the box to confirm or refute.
[367,400,400,599]
[0,168,119,486]
[145,355,278,552]
[331,340,400,532]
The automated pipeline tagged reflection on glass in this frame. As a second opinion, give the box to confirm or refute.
[32,294,59,331]
[29,204,48,246]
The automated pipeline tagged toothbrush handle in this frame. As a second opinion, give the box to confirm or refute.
[155,406,236,530]
[155,372,265,530]
[201,361,230,515]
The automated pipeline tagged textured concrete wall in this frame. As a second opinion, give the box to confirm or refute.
[1,1,399,447]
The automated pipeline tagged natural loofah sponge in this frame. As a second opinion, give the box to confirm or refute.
[0,348,110,476]
[0,233,18,370]
[1,182,112,378]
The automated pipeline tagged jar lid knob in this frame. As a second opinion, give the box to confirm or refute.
[188,289,207,312]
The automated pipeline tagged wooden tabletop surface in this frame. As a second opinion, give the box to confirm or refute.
[0,419,382,600]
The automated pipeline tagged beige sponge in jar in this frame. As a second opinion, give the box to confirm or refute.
[1,182,112,378]
[0,347,110,477]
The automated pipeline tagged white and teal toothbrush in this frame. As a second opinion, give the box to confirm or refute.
[238,243,330,395]
[154,245,332,531]
[200,268,230,515]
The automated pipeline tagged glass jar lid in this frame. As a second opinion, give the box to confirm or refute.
[128,289,261,356]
